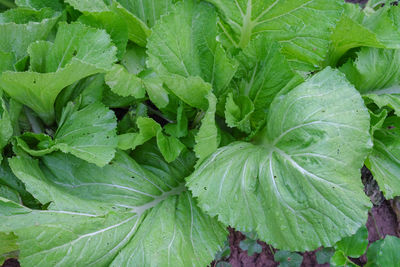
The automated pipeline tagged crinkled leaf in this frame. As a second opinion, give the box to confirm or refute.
[207,0,343,71]
[15,102,118,167]
[78,11,129,59]
[54,102,118,166]
[118,117,184,162]
[4,143,226,267]
[156,131,185,163]
[188,68,372,251]
[340,47,400,94]
[364,93,400,116]
[0,22,117,124]
[366,235,400,267]
[328,4,400,66]
[105,64,145,98]
[194,93,219,160]
[225,93,254,134]
[147,0,237,107]
[0,7,60,64]
[235,38,303,124]
[366,117,400,199]
[117,117,160,150]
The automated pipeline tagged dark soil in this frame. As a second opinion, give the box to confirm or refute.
[1,259,19,267]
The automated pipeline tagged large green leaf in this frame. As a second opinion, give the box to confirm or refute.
[3,144,227,266]
[187,68,372,251]
[366,117,400,199]
[16,102,118,167]
[0,22,117,124]
[147,0,237,107]
[206,0,343,71]
[0,7,60,65]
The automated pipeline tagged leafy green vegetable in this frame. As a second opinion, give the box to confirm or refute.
[0,1,397,266]
[188,68,372,251]
[0,22,117,124]
[2,144,227,266]
[147,0,237,106]
[16,102,118,166]
[207,0,344,70]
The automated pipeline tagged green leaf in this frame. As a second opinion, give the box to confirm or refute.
[0,7,61,64]
[0,159,37,208]
[316,248,335,264]
[3,143,227,267]
[369,109,388,135]
[331,250,348,266]
[335,225,368,258]
[187,68,372,251]
[164,102,189,138]
[147,0,237,107]
[239,238,262,256]
[65,0,109,12]
[0,22,117,124]
[156,131,185,163]
[327,4,400,66]
[0,184,20,203]
[0,96,12,160]
[364,93,400,116]
[366,235,400,267]
[105,64,145,99]
[109,0,151,46]
[16,133,56,157]
[225,93,254,134]
[235,38,303,121]
[16,102,118,167]
[15,0,63,10]
[274,251,303,267]
[54,102,118,166]
[78,11,129,59]
[194,93,219,160]
[207,0,344,71]
[118,116,184,162]
[0,232,18,265]
[340,47,400,94]
[366,117,400,199]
